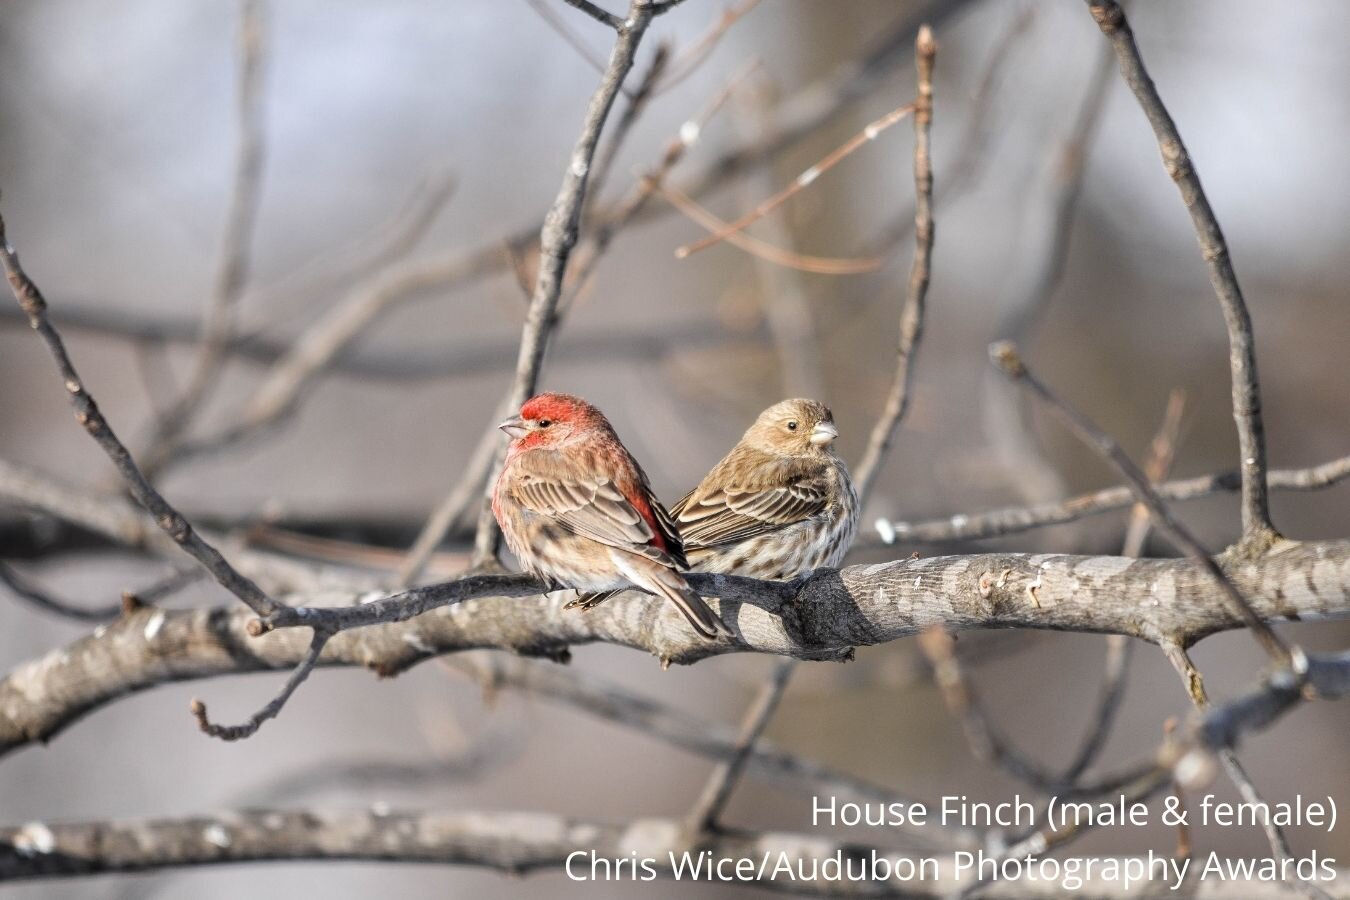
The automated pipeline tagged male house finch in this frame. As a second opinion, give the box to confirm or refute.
[492,392,730,639]
[571,398,857,611]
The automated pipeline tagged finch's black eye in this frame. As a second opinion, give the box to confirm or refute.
[786,421,798,431]
[538,419,552,428]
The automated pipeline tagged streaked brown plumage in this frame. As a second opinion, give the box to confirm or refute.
[571,399,857,613]
[673,398,858,580]
[491,392,729,639]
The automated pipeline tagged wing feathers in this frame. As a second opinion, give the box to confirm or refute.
[674,451,830,549]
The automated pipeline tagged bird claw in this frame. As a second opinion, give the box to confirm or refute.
[565,591,607,610]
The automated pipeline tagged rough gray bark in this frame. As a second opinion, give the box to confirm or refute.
[2,538,1346,757]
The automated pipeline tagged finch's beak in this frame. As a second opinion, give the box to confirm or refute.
[810,421,839,445]
[498,415,528,439]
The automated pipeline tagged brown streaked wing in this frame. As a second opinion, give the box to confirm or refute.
[511,473,668,564]
[676,475,829,549]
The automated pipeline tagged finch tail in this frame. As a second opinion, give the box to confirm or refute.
[639,565,731,640]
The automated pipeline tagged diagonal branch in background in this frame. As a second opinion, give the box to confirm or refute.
[1086,0,1273,546]
[657,183,883,274]
[674,103,915,260]
[180,242,507,464]
[581,40,670,213]
[139,0,270,477]
[469,1,659,565]
[0,212,279,619]
[683,658,795,836]
[441,654,975,848]
[528,0,617,79]
[246,168,457,323]
[991,342,1290,665]
[1058,387,1185,785]
[3,540,1348,759]
[919,390,1188,796]
[654,0,761,95]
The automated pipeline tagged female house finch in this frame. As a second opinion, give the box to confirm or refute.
[571,398,857,611]
[492,392,730,639]
[671,398,858,580]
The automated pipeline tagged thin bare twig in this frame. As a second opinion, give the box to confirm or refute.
[1086,0,1273,545]
[683,658,795,835]
[0,562,201,623]
[561,0,622,30]
[442,654,972,848]
[654,0,761,95]
[868,452,1350,547]
[248,169,457,316]
[190,629,331,740]
[141,0,270,475]
[528,0,615,78]
[991,342,1290,664]
[0,211,278,619]
[470,1,660,566]
[980,31,1114,505]
[1159,641,1332,900]
[854,26,936,501]
[395,400,508,586]
[657,183,884,274]
[675,103,915,260]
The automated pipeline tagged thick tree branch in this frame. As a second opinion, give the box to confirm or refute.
[2,541,1347,758]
